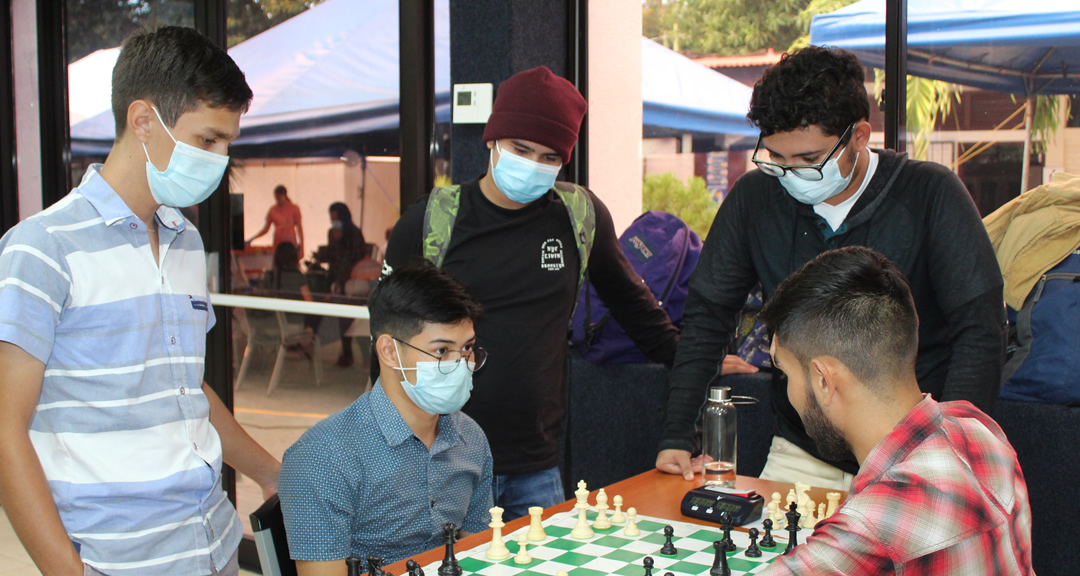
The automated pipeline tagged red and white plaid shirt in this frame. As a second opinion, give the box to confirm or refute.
[763,395,1033,575]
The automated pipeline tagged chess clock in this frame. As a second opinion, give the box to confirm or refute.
[680,486,764,526]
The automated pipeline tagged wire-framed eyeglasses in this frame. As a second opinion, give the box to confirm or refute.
[751,123,854,181]
[393,337,488,374]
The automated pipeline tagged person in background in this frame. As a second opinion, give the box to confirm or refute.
[312,202,368,367]
[248,184,304,254]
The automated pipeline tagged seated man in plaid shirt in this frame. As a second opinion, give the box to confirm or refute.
[759,246,1033,575]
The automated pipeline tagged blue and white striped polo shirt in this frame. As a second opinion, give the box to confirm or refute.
[0,166,240,575]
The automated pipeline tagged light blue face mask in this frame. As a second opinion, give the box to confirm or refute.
[142,106,229,208]
[490,141,561,204]
[778,147,859,205]
[393,341,474,415]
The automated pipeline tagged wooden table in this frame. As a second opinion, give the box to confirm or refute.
[386,470,846,574]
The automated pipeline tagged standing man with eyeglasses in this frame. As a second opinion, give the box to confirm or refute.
[278,261,493,574]
[656,46,1006,491]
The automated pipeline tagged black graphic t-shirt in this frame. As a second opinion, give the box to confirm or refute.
[385,178,678,475]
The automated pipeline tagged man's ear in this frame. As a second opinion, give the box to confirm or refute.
[127,100,155,144]
[374,334,399,368]
[486,140,495,150]
[852,120,872,150]
[809,356,840,406]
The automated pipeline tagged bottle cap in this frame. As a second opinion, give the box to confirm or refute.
[708,386,731,403]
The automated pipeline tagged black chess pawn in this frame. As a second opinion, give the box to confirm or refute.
[718,511,736,553]
[438,523,462,576]
[659,525,678,556]
[407,559,425,576]
[643,555,655,576]
[709,540,731,576]
[760,519,777,548]
[346,556,364,576]
[783,502,802,555]
[745,528,762,558]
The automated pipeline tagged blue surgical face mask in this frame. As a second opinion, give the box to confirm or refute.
[393,341,474,415]
[142,106,229,208]
[490,141,561,204]
[778,147,859,205]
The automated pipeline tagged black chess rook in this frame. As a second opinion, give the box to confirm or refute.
[709,540,731,576]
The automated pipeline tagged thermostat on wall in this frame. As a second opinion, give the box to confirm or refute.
[452,83,493,124]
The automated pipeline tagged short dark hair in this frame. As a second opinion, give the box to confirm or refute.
[369,261,483,341]
[274,185,287,196]
[759,247,919,390]
[111,26,252,136]
[747,46,870,139]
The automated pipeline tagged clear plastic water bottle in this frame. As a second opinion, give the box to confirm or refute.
[702,386,737,487]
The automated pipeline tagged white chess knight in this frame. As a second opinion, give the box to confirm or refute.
[513,533,532,564]
[623,507,640,536]
[610,495,626,523]
[485,506,510,560]
[571,480,594,539]
[794,482,812,514]
[593,488,611,529]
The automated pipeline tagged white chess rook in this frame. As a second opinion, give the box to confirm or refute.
[485,506,510,560]
[527,506,547,541]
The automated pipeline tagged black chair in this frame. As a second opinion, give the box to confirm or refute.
[250,494,298,576]
[992,399,1080,576]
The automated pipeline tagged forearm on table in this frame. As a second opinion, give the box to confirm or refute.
[0,432,83,575]
[202,383,281,494]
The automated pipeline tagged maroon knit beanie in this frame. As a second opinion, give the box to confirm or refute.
[482,66,587,163]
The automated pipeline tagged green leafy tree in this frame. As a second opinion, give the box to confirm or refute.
[642,173,719,240]
[651,0,811,56]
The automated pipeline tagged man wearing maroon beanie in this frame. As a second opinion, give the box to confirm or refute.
[384,66,679,519]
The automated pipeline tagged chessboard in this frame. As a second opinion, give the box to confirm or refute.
[420,509,790,576]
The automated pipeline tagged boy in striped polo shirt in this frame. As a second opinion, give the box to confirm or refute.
[0,27,280,575]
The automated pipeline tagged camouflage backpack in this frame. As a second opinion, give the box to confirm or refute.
[422,182,596,322]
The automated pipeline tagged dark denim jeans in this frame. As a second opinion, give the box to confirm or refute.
[492,466,565,521]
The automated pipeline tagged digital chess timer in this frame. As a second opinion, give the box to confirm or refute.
[680,486,765,526]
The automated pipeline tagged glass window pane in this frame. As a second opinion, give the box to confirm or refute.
[900,2,1080,215]
[67,0,196,186]
[225,0,399,538]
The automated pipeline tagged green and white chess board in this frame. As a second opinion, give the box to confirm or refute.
[422,510,790,576]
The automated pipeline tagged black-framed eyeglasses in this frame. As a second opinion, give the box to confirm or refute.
[393,337,488,374]
[751,123,854,181]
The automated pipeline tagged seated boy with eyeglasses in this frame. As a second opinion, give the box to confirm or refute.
[279,261,493,575]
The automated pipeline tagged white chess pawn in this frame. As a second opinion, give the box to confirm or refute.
[514,533,532,564]
[610,495,626,523]
[485,506,510,560]
[770,492,784,525]
[623,507,640,537]
[786,489,797,509]
[817,502,827,525]
[557,571,570,576]
[802,499,816,529]
[571,480,594,539]
[527,506,547,541]
[593,488,611,529]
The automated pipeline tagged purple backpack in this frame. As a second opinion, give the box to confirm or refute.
[571,210,702,364]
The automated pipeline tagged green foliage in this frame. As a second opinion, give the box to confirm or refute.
[227,0,326,48]
[642,173,719,240]
[873,71,962,161]
[646,0,811,56]
[1028,95,1073,154]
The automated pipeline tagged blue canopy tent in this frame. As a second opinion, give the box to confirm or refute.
[810,0,1080,188]
[641,37,755,137]
[71,0,754,154]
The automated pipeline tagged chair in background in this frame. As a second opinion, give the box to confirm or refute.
[250,494,298,576]
[234,307,322,396]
